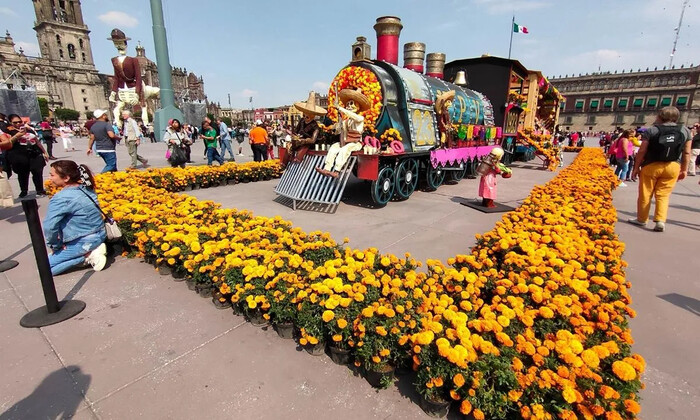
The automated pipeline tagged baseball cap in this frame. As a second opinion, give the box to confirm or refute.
[93,109,107,119]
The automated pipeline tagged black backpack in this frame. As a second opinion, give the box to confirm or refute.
[646,124,686,162]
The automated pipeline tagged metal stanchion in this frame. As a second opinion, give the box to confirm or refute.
[19,199,85,328]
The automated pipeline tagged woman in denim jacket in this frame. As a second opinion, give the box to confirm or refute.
[44,160,107,275]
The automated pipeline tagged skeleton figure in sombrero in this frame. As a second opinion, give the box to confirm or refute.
[316,88,370,178]
[282,91,327,168]
[107,28,160,128]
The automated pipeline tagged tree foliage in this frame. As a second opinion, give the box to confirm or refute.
[53,108,80,121]
[37,97,49,119]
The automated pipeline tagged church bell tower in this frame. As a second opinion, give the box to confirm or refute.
[32,0,95,67]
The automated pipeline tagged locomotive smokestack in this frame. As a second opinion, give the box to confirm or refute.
[373,16,403,65]
[426,52,446,79]
[403,42,426,73]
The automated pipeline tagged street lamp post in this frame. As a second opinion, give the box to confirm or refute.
[150,0,183,137]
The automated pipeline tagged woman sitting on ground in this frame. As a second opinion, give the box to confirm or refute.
[44,160,107,275]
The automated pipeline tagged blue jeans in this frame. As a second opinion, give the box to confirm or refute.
[615,158,629,180]
[206,147,224,165]
[49,231,106,275]
[97,152,117,173]
[220,138,235,160]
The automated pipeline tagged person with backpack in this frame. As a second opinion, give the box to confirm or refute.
[628,106,692,232]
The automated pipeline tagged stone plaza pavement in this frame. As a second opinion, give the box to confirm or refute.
[0,137,698,419]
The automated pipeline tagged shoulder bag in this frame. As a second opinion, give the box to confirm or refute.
[79,188,122,241]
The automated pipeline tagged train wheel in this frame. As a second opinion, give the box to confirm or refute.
[394,158,419,200]
[371,166,395,207]
[424,164,445,191]
[448,163,467,183]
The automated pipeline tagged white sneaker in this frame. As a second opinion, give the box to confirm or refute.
[85,243,107,271]
[653,222,665,232]
[619,182,627,187]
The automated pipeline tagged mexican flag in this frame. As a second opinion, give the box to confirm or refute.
[513,23,529,34]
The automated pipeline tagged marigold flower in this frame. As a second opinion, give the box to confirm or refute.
[459,399,472,415]
[322,310,335,322]
[612,360,637,381]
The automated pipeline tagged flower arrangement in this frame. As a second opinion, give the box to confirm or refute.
[47,149,642,419]
[327,66,383,134]
[519,129,560,171]
[562,146,583,153]
[508,91,528,107]
[378,128,402,145]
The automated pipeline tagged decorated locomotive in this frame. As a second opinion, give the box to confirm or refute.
[276,16,517,209]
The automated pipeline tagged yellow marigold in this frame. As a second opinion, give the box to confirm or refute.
[375,326,388,336]
[562,387,577,404]
[508,390,522,402]
[332,334,343,342]
[623,399,641,414]
[381,257,391,267]
[322,310,335,322]
[453,373,466,387]
[379,348,390,357]
[459,399,472,415]
[612,360,637,381]
[473,408,485,420]
[337,318,348,329]
[581,349,600,369]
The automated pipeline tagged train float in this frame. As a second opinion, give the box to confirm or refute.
[275,16,563,210]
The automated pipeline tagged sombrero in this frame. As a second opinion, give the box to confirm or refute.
[294,91,327,116]
[339,88,371,112]
[435,90,455,112]
[108,28,131,42]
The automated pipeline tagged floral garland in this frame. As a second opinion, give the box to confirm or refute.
[327,66,383,134]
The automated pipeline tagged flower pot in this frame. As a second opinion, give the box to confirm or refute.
[246,310,269,327]
[365,365,395,388]
[211,296,231,310]
[190,183,199,190]
[196,284,213,298]
[172,268,187,281]
[157,263,173,276]
[419,395,451,418]
[231,302,243,316]
[186,278,197,291]
[275,322,294,339]
[328,345,350,365]
[304,341,326,356]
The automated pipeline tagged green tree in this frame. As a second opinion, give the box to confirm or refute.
[206,113,215,121]
[85,110,94,120]
[53,108,80,121]
[37,97,49,119]
[221,116,232,127]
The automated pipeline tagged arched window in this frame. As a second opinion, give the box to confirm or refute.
[56,34,61,45]
[81,52,86,62]
[67,44,75,59]
[79,39,84,49]
[59,49,64,59]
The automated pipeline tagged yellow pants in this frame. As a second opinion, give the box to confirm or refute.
[637,161,680,223]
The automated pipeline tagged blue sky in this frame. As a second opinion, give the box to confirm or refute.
[2,0,698,108]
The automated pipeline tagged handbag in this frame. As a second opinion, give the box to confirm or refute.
[168,144,187,165]
[79,188,122,241]
[0,172,14,208]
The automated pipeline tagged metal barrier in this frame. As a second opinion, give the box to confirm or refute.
[274,153,357,213]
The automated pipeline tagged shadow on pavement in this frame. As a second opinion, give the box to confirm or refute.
[0,204,25,224]
[0,365,91,420]
[63,271,94,301]
[658,293,700,317]
[1,243,32,262]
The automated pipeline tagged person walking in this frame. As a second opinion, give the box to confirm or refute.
[235,123,246,156]
[39,118,57,159]
[249,120,269,162]
[628,106,692,232]
[44,160,107,274]
[2,114,48,198]
[216,117,235,161]
[689,123,700,176]
[612,129,632,187]
[201,120,224,165]
[87,109,120,173]
[121,110,148,169]
[58,121,76,152]
[163,119,189,168]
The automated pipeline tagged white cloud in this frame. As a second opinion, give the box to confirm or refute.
[0,7,17,16]
[240,89,258,98]
[98,11,139,28]
[16,41,40,56]
[468,0,549,14]
[311,81,329,92]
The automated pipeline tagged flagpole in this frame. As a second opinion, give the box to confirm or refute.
[508,15,514,59]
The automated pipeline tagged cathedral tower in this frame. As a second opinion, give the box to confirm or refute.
[32,0,95,67]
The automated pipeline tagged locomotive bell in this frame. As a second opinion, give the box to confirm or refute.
[453,71,467,87]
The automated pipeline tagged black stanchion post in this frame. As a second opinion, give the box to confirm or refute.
[19,199,85,328]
